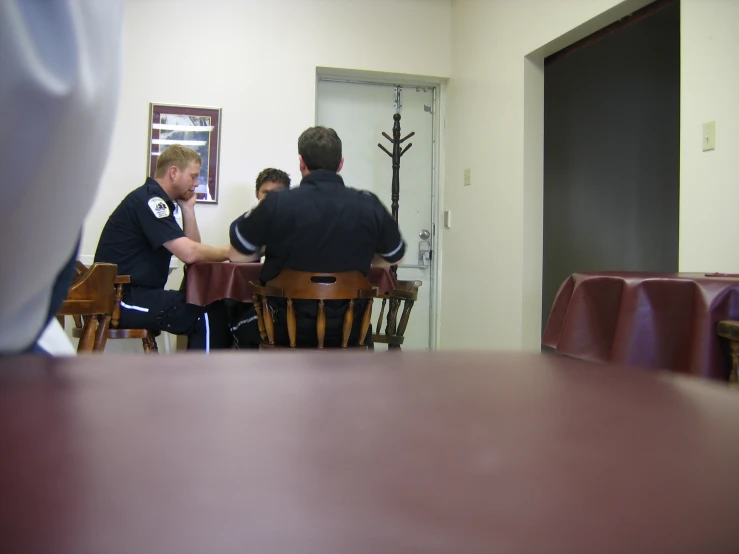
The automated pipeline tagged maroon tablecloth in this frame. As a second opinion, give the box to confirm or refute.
[186,262,396,306]
[2,352,739,553]
[542,272,739,379]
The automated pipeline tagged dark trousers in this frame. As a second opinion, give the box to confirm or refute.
[229,301,373,348]
[120,287,231,350]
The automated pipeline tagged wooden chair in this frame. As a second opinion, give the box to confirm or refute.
[373,280,422,350]
[70,262,160,353]
[251,270,376,349]
[56,263,118,352]
[717,320,739,387]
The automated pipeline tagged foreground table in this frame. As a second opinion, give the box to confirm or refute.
[186,262,396,305]
[543,272,739,380]
[1,352,739,553]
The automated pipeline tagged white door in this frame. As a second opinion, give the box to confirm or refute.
[316,80,435,350]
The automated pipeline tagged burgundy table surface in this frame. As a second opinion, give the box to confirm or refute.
[186,262,396,305]
[542,272,739,379]
[2,352,739,553]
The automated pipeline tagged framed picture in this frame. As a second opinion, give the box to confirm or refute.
[146,103,222,203]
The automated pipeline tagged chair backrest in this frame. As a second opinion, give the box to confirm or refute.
[73,261,131,329]
[374,280,422,346]
[57,263,118,317]
[251,269,377,348]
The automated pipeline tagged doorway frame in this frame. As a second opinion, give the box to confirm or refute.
[520,0,658,349]
[315,67,447,350]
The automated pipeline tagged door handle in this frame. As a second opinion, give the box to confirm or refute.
[398,229,431,270]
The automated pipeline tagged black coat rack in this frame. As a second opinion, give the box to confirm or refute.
[378,112,414,279]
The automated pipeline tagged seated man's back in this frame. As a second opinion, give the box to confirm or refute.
[229,126,405,347]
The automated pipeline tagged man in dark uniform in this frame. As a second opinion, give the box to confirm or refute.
[95,145,231,350]
[228,126,405,347]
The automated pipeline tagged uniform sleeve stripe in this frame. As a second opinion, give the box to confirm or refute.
[380,240,404,258]
[120,301,149,313]
[234,226,260,253]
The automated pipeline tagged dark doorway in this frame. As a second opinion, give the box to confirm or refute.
[542,0,680,332]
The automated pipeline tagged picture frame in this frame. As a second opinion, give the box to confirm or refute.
[146,103,222,204]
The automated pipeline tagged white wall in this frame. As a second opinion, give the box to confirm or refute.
[84,0,451,257]
[679,0,739,272]
[78,0,450,352]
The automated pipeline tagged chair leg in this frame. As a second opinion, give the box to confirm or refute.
[141,336,159,354]
[730,340,739,387]
[93,315,110,352]
[77,317,97,353]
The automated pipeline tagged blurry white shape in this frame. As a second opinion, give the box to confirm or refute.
[37,318,76,356]
[152,139,207,146]
[152,124,214,132]
[0,0,123,352]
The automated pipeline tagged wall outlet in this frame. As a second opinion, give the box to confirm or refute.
[703,120,716,151]
[464,168,471,186]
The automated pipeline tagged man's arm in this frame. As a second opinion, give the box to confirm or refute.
[228,245,261,263]
[176,195,201,242]
[372,195,406,266]
[372,253,403,268]
[164,237,228,264]
[229,197,275,258]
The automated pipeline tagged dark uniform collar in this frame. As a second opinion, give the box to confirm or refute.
[145,177,174,204]
[299,170,345,188]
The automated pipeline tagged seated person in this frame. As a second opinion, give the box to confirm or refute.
[226,168,291,341]
[255,167,291,201]
[94,145,232,350]
[238,167,291,260]
[228,126,405,347]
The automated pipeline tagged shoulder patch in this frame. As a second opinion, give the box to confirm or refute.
[148,197,170,219]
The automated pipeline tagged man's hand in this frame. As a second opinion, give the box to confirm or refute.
[176,191,201,242]
[176,191,197,210]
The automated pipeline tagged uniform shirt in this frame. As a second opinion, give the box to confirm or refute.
[0,0,122,352]
[229,170,405,283]
[95,178,184,289]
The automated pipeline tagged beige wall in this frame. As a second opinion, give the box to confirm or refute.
[679,0,739,272]
[85,0,737,353]
[442,0,650,350]
[442,0,735,351]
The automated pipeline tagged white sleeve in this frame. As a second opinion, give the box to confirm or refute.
[0,0,123,352]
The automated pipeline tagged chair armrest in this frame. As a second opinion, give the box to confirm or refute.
[115,275,132,285]
[378,289,418,301]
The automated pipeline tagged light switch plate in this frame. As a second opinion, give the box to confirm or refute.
[464,168,471,186]
[703,120,716,151]
[444,210,452,229]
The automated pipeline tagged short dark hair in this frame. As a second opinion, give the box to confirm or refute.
[255,168,290,193]
[298,126,342,171]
